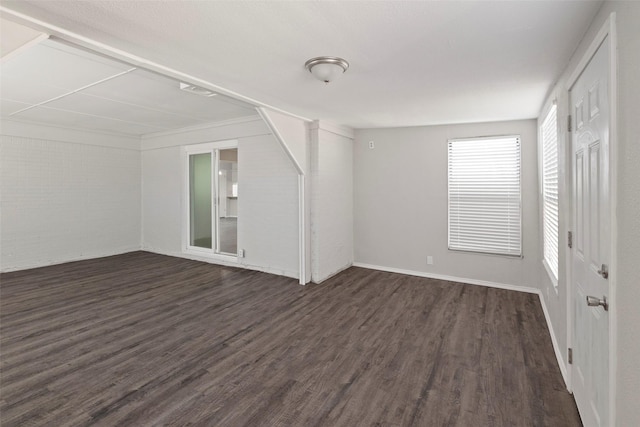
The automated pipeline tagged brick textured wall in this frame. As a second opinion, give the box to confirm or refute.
[0,135,141,271]
[310,128,354,283]
[238,134,299,277]
[141,130,299,279]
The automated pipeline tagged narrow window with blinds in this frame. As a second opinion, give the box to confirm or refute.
[448,135,522,257]
[541,105,559,281]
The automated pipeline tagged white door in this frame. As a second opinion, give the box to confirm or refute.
[570,36,611,427]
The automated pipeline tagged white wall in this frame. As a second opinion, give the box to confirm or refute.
[310,122,354,283]
[257,108,311,283]
[257,108,309,174]
[354,119,539,291]
[614,4,640,421]
[537,2,640,424]
[238,134,299,277]
[0,121,141,271]
[141,145,183,253]
[141,118,300,278]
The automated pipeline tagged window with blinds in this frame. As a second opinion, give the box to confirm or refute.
[541,105,559,281]
[448,135,522,257]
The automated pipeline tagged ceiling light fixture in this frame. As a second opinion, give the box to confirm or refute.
[179,82,217,97]
[304,56,349,84]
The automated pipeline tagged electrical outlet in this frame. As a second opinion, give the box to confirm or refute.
[427,256,433,265]
[368,141,375,149]
[238,249,245,258]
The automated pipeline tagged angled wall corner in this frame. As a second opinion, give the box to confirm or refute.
[256,107,309,175]
[257,107,312,284]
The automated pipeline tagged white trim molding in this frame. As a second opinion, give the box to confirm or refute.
[298,175,306,285]
[352,262,539,294]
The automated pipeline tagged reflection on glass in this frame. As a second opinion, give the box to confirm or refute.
[189,153,212,249]
[217,148,238,255]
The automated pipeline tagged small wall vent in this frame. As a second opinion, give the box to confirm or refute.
[179,82,217,97]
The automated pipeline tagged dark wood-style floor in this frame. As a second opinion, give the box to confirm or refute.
[0,252,581,426]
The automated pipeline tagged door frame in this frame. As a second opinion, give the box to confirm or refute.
[182,140,239,262]
[565,12,617,426]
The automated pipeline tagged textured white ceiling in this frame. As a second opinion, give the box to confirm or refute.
[0,39,257,136]
[2,1,602,128]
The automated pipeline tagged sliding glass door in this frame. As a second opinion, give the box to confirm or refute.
[217,148,238,255]
[185,142,238,258]
[189,153,213,249]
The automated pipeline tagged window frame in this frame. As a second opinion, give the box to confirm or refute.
[447,134,523,258]
[540,104,560,286]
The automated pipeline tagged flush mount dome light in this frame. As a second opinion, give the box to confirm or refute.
[179,82,217,97]
[304,56,349,83]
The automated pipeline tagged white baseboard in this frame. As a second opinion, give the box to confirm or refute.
[142,246,299,281]
[353,261,569,390]
[537,291,569,388]
[352,262,539,294]
[0,246,142,273]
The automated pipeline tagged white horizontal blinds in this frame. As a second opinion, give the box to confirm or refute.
[448,136,522,256]
[542,105,559,279]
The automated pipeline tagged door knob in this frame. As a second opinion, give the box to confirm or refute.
[586,295,608,311]
[597,264,609,279]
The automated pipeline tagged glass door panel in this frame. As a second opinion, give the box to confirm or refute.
[217,148,238,255]
[189,153,212,249]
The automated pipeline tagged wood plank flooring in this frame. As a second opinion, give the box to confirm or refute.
[0,252,581,426]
